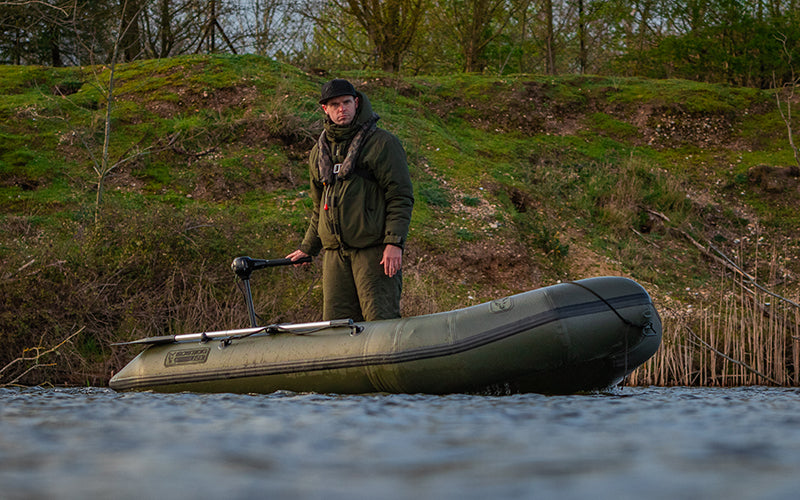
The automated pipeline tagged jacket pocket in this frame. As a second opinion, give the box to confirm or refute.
[339,177,385,248]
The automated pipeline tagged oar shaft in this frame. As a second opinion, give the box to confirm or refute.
[172,326,268,342]
[277,319,353,332]
[113,319,355,346]
[169,321,350,341]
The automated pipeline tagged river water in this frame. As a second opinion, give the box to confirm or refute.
[1,386,799,500]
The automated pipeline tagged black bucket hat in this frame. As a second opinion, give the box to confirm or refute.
[319,79,357,104]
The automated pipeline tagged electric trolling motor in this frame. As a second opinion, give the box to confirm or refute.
[231,256,311,327]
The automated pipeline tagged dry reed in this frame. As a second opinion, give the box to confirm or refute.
[628,247,800,387]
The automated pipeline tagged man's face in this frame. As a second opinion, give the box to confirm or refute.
[322,95,359,126]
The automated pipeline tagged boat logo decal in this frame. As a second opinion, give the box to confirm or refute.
[165,347,211,367]
[490,297,514,313]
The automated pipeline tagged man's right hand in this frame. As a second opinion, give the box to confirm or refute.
[286,249,311,265]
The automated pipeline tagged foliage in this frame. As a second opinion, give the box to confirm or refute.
[1,1,799,88]
[632,11,800,88]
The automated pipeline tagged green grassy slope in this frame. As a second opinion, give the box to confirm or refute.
[2,55,798,385]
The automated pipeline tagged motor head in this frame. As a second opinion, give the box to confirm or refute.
[231,256,256,280]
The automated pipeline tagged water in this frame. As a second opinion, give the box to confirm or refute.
[1,387,799,500]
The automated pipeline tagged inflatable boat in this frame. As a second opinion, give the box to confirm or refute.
[110,257,661,395]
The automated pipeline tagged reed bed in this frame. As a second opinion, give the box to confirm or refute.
[628,255,800,387]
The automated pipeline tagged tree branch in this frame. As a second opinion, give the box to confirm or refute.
[0,327,85,387]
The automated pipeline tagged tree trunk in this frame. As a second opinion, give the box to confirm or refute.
[120,0,143,61]
[578,0,586,74]
[545,0,555,75]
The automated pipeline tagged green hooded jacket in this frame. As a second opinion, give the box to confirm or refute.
[299,91,414,256]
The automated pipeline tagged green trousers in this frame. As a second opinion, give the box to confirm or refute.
[321,245,402,322]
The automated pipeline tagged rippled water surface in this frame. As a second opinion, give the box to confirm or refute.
[1,386,799,499]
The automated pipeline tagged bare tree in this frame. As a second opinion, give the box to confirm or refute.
[249,0,306,58]
[141,0,207,58]
[196,0,237,53]
[0,0,72,65]
[67,0,157,222]
[0,0,69,15]
[431,0,518,73]
[251,0,283,55]
[544,0,555,74]
[120,0,144,60]
[315,0,424,72]
[91,2,141,222]
[774,33,800,169]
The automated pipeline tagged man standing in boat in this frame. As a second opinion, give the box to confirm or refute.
[287,79,414,322]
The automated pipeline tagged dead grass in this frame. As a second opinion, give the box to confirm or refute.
[628,246,800,387]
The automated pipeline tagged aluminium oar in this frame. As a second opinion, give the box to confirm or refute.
[112,319,357,346]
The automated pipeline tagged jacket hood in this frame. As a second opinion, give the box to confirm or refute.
[352,90,375,126]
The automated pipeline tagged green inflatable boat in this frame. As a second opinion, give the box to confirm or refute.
[110,257,661,395]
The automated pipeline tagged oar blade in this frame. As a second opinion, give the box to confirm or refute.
[111,335,176,346]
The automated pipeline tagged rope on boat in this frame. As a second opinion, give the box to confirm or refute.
[566,281,656,335]
[566,280,657,382]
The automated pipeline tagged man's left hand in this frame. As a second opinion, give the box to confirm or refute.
[381,244,403,277]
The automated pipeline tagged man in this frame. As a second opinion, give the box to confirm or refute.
[287,79,414,322]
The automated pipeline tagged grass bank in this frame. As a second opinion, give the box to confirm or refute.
[1,55,799,387]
